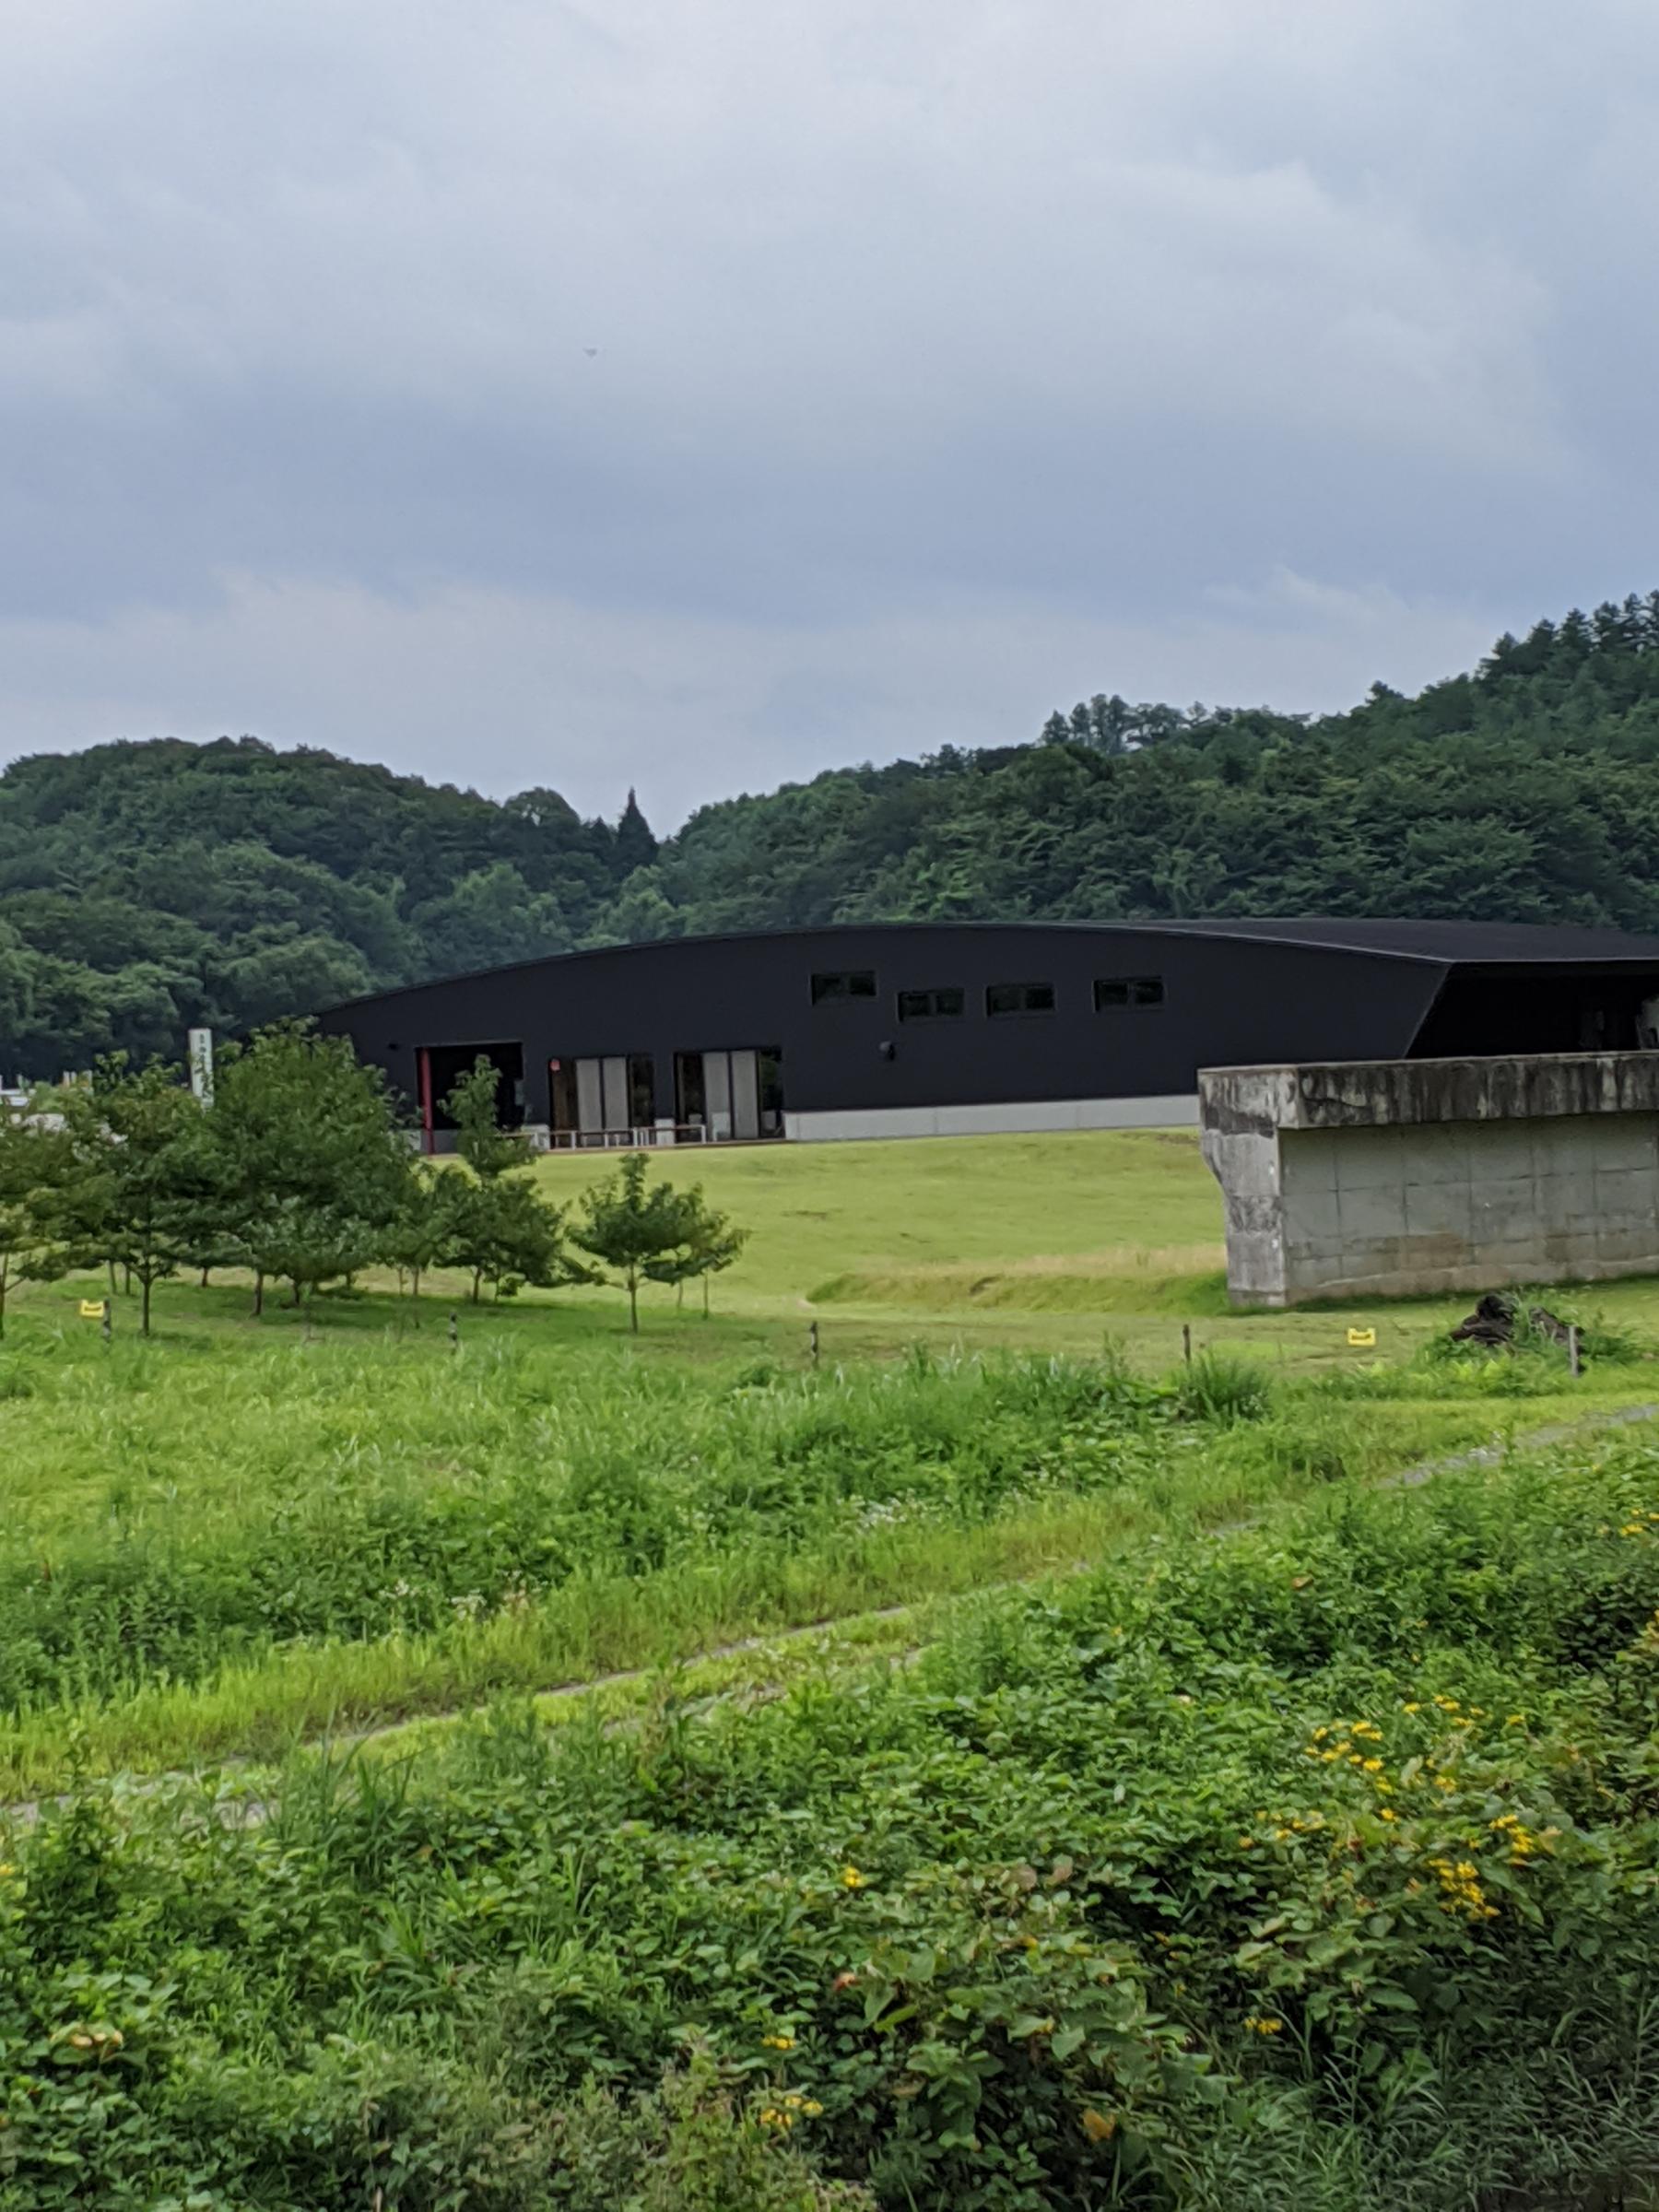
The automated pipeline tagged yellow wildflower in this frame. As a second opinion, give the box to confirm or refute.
[761,2033,795,2050]
[841,1865,867,1889]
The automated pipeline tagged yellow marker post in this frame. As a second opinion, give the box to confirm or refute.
[1347,1326,1377,1348]
[78,1300,104,1320]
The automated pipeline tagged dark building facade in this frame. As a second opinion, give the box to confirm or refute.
[312,918,1659,1148]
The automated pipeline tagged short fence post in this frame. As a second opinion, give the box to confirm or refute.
[808,1320,819,1369]
[1182,1323,1193,1365]
[101,1299,112,1344]
[449,1309,459,1353]
[1568,1324,1581,1379]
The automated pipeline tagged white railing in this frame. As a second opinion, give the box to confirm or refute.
[546,1123,712,1151]
[419,1122,784,1156]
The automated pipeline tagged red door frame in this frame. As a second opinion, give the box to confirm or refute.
[417,1047,435,1155]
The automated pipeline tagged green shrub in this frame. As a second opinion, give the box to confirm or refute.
[1171,1350,1275,1424]
[6,1439,1658,2206]
[550,2053,875,2209]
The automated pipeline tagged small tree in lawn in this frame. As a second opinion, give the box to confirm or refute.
[210,1023,412,1312]
[437,1062,584,1302]
[645,1187,748,1319]
[0,1097,80,1337]
[63,1057,216,1336]
[384,1164,465,1312]
[445,1172,583,1303]
[443,1057,523,1182]
[573,1151,700,1333]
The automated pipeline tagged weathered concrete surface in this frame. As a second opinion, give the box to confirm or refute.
[1199,1053,1659,1306]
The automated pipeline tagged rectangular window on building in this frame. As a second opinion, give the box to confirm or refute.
[810,970,877,1004]
[897,986,965,1020]
[986,981,1056,1017]
[1093,975,1165,1009]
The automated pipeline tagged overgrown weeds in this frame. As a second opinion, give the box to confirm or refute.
[6,1440,1659,2206]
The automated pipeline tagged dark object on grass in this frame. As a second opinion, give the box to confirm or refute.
[1451,1292,1571,1349]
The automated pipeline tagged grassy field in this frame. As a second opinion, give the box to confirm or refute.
[0,1122,1653,1791]
[6,1314,1631,1794]
[528,1124,1659,1366]
[6,1127,1659,2205]
[18,1120,1659,1368]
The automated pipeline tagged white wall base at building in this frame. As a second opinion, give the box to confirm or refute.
[782,1094,1199,1144]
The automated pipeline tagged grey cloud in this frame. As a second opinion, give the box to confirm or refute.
[0,0,1654,816]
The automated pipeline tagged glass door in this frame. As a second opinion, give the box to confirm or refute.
[672,1047,783,1141]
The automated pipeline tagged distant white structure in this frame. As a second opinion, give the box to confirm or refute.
[188,1029,215,1105]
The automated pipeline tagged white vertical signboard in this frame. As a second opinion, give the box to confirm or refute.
[187,1028,215,1105]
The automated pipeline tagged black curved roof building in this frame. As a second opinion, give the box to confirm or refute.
[313,918,1659,1148]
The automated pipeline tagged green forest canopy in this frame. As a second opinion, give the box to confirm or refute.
[6,594,1659,1071]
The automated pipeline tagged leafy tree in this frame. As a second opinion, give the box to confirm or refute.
[0,1095,80,1337]
[444,1172,582,1303]
[614,787,659,874]
[209,1023,412,1312]
[595,865,685,947]
[60,1058,215,1335]
[383,1166,465,1309]
[410,863,570,977]
[442,1057,524,1181]
[644,1188,748,1318]
[574,1153,713,1332]
[438,1056,582,1301]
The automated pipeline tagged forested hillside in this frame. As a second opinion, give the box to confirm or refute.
[6,596,1659,1069]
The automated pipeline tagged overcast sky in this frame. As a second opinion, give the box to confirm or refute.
[2,1,1654,824]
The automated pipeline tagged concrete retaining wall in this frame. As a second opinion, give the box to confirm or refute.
[1200,1053,1659,1306]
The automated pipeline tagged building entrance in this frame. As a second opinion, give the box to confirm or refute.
[547,1053,655,1146]
[674,1047,784,1142]
[415,1041,524,1153]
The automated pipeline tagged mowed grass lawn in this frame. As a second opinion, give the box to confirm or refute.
[538,1126,1224,1301]
[16,1120,1659,1366]
[532,1125,1659,1372]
